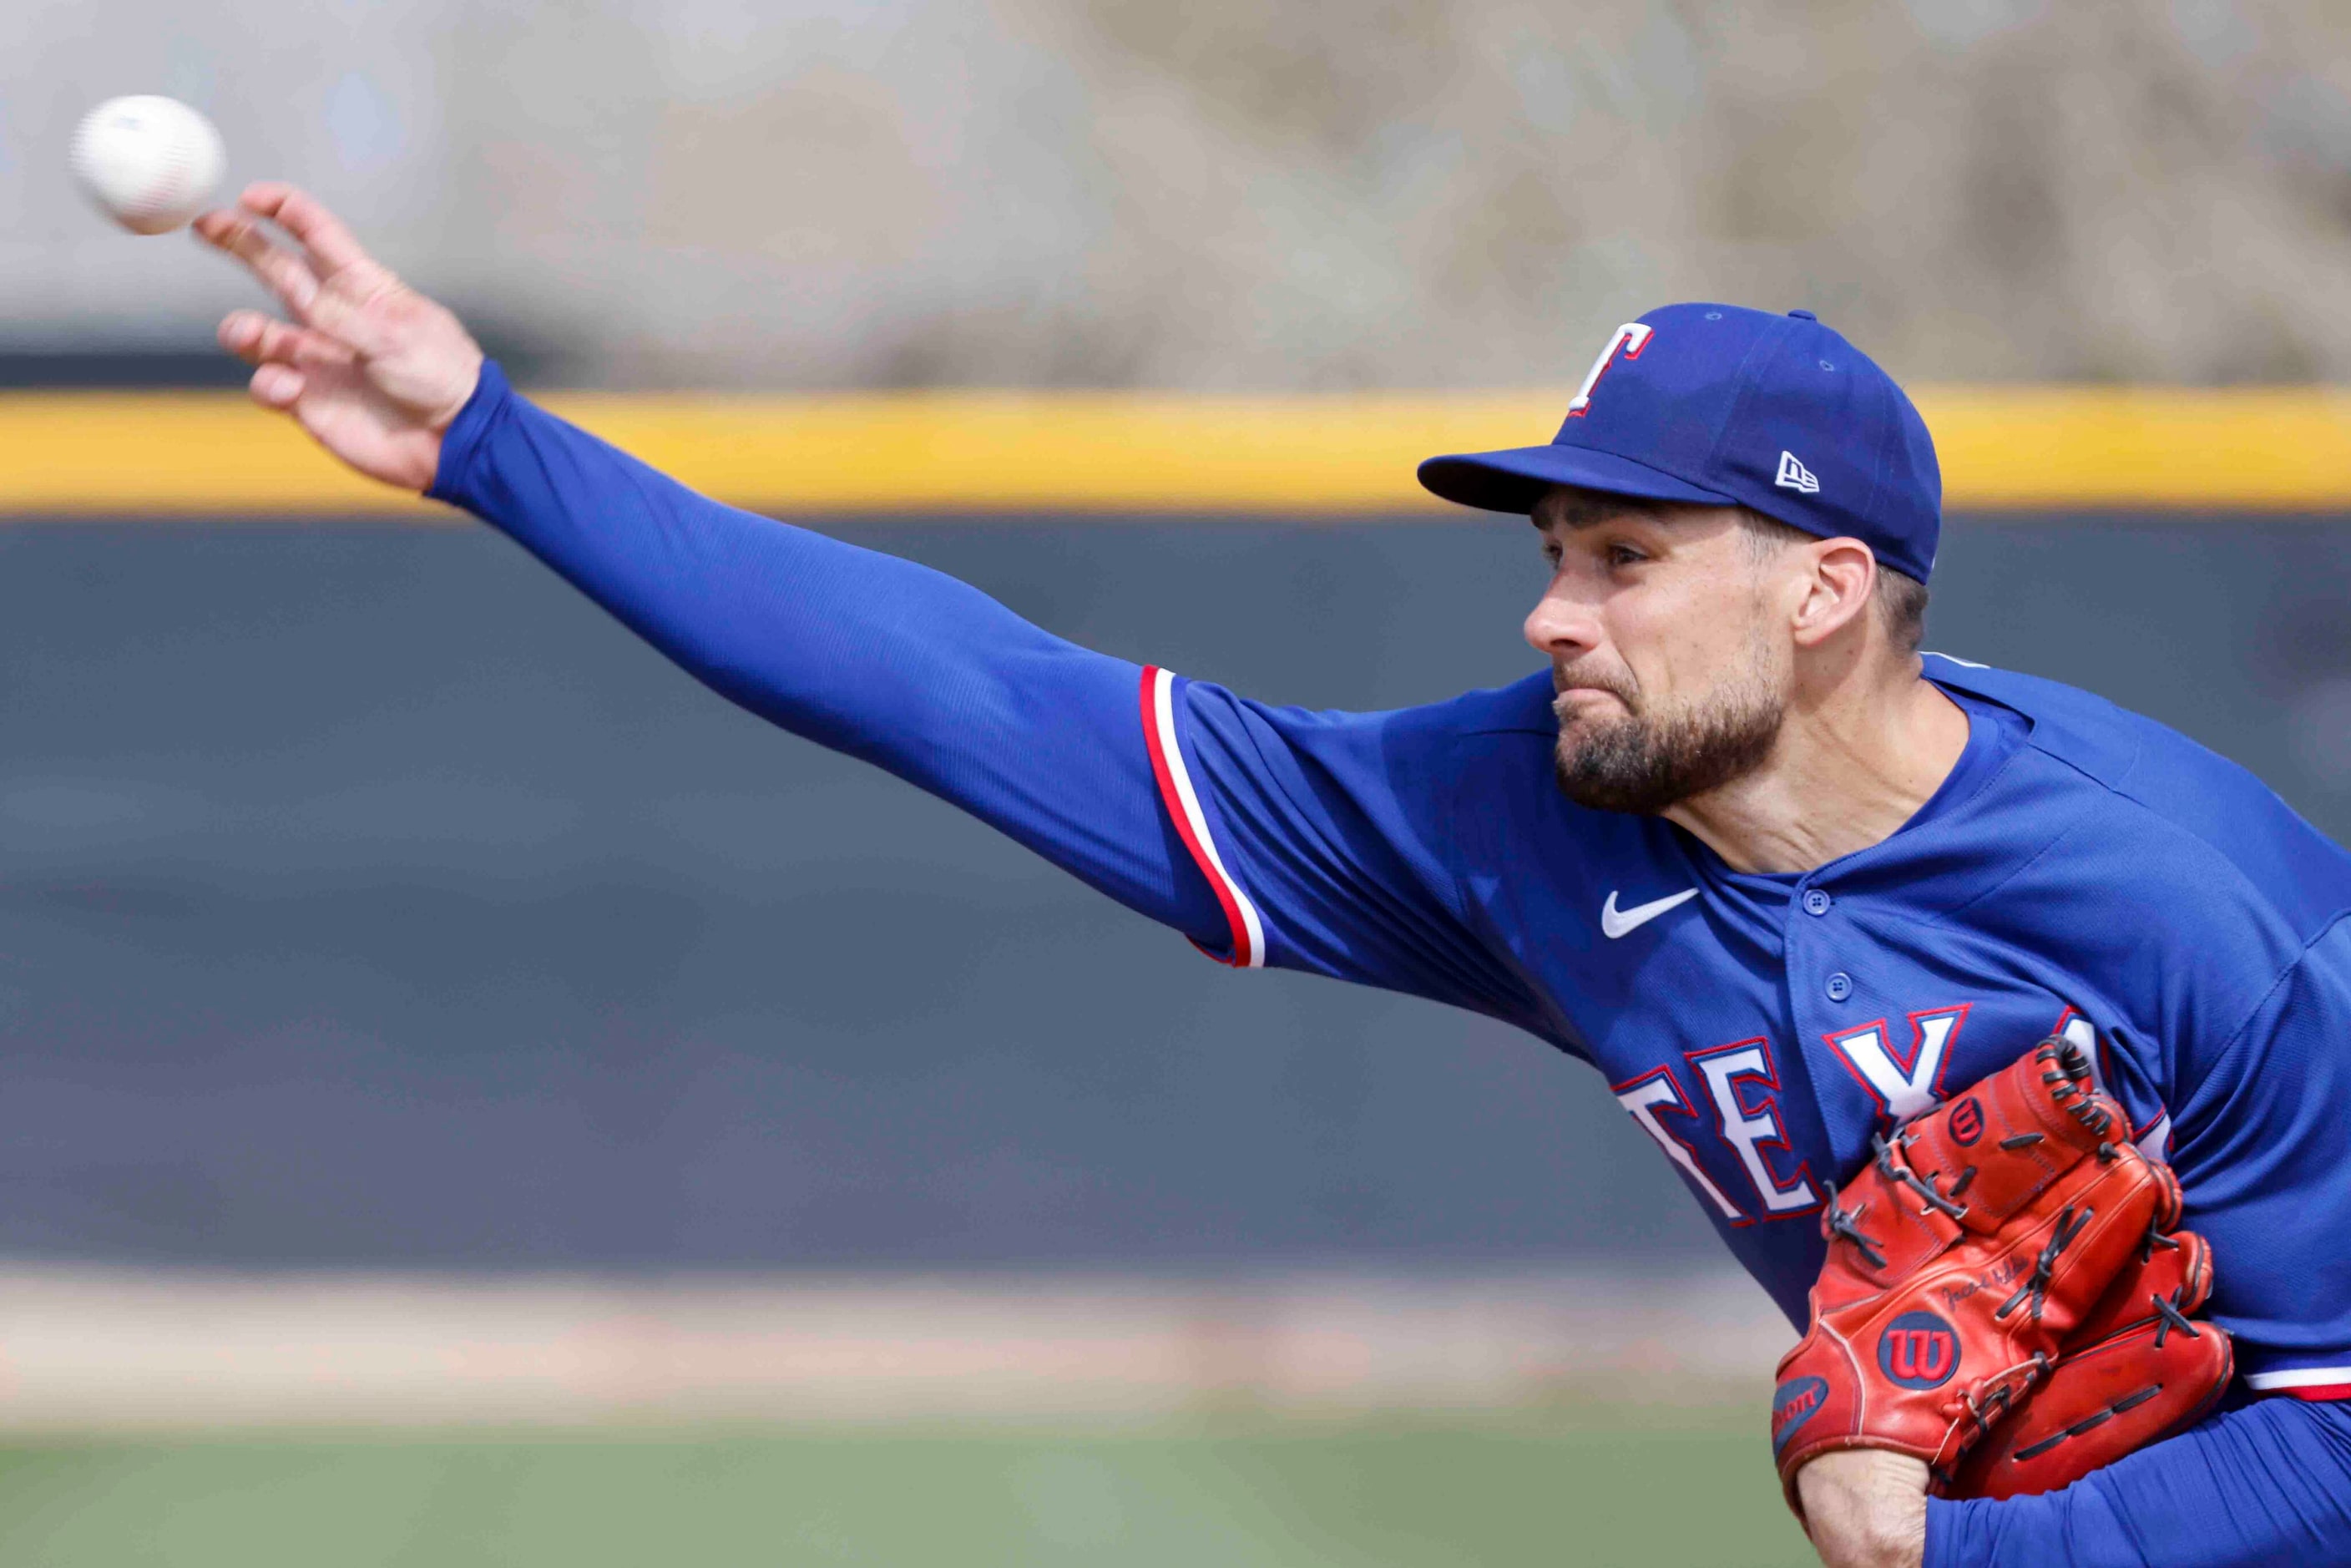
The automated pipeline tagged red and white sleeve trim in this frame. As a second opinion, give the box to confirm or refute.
[2247,1367,2351,1401]
[1140,665,1266,969]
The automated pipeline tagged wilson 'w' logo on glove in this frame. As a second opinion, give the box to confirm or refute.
[1772,1036,2232,1515]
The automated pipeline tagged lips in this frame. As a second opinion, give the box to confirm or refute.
[1552,665,1636,711]
[1554,686,1632,721]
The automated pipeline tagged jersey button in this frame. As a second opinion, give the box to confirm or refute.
[1802,888,1832,916]
[1825,971,1853,1002]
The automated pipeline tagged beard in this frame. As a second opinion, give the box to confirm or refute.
[1551,661,1787,815]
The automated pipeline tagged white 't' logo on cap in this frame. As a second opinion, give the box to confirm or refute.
[1776,451,1820,494]
[1567,322,1655,417]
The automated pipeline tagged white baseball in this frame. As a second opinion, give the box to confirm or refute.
[69,96,226,235]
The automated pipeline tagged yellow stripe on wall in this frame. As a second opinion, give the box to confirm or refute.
[4,386,2351,517]
[1919,387,2351,509]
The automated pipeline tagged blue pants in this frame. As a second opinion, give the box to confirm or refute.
[1929,1397,2351,1566]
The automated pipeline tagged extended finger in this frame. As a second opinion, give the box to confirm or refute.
[193,209,321,318]
[249,363,305,410]
[218,310,355,371]
[238,182,372,276]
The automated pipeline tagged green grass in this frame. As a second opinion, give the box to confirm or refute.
[0,1411,1816,1567]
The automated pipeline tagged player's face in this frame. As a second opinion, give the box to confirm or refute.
[1523,489,1792,814]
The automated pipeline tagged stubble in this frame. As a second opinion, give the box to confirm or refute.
[1550,657,1787,815]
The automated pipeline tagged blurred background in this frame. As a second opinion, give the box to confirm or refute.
[3,2,2351,1565]
[11,0,2351,387]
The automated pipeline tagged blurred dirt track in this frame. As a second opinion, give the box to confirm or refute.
[0,1267,1784,1431]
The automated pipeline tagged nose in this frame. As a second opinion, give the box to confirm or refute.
[1524,578,1602,660]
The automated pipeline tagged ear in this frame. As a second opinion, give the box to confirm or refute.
[1788,539,1877,649]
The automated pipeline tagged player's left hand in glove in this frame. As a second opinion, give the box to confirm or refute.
[1946,1201,2231,1499]
[1769,1035,2212,1516]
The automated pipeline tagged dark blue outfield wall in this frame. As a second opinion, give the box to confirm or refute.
[0,513,2344,1270]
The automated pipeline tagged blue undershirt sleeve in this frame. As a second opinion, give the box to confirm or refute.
[426,360,1227,944]
[1925,1396,2351,1567]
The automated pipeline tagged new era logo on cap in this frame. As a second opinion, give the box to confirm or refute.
[1776,451,1820,495]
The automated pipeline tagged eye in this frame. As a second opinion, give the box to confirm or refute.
[1605,541,1649,568]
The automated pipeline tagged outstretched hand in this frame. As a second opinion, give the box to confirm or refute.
[194,183,484,493]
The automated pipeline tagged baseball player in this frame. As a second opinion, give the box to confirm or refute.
[195,183,2351,1567]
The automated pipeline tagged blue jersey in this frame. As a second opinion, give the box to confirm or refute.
[1150,657,2351,1399]
[432,364,2351,1564]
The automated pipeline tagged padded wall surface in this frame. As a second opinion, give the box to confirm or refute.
[0,515,2340,1267]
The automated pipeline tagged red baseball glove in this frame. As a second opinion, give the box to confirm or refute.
[1771,1036,2217,1514]
[1948,1217,2231,1499]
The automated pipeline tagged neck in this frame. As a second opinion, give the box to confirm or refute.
[1662,655,1970,876]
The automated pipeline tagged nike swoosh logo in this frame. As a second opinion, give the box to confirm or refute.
[1600,888,1699,938]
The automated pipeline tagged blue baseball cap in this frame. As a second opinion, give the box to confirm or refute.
[1418,303,1943,582]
